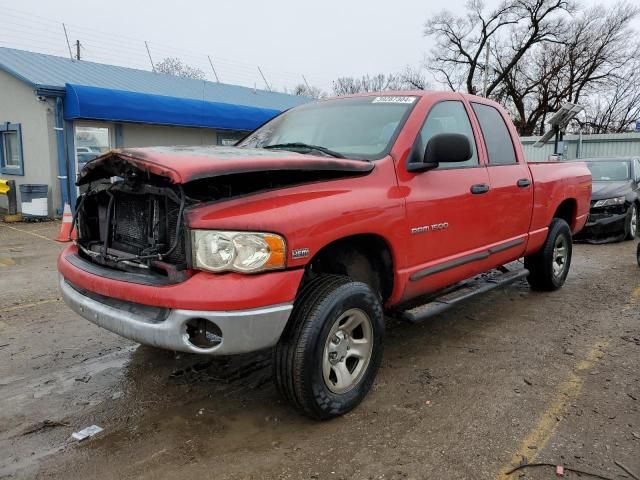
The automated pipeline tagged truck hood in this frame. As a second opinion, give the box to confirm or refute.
[77,146,374,185]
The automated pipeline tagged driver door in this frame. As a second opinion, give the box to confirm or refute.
[398,99,493,299]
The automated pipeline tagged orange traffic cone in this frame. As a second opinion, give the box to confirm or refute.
[56,203,77,242]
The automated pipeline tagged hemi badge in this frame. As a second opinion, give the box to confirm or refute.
[292,248,310,259]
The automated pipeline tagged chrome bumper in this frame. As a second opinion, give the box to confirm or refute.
[59,275,293,355]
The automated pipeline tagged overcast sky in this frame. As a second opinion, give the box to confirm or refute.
[3,0,633,91]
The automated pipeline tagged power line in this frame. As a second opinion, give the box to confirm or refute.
[1,6,334,83]
[0,7,335,91]
[3,18,334,87]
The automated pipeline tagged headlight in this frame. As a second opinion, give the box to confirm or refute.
[593,196,625,208]
[192,230,286,273]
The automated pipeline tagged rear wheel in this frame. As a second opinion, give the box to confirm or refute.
[274,274,384,420]
[636,242,640,267]
[624,203,638,240]
[525,218,572,291]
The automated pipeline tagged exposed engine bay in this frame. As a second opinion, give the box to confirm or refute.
[75,174,190,282]
[74,153,371,281]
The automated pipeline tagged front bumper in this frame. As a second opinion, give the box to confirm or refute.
[574,210,627,241]
[59,275,293,355]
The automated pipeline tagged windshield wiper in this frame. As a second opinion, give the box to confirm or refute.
[264,142,345,158]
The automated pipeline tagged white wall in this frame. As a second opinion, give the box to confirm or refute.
[0,70,58,216]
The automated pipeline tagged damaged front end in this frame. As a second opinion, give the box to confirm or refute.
[73,147,375,283]
[75,172,191,283]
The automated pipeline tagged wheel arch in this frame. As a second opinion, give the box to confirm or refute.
[302,233,395,302]
[552,198,578,231]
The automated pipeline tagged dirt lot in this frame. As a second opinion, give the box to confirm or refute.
[0,221,638,480]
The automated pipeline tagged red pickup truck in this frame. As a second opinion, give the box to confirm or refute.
[58,92,591,419]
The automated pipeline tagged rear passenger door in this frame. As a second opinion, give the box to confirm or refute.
[471,102,533,258]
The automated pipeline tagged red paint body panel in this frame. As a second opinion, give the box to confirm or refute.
[58,245,304,310]
[527,161,592,235]
[60,91,592,313]
[77,146,373,185]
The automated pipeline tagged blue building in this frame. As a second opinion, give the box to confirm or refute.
[0,47,308,215]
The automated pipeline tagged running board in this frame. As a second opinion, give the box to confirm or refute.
[401,267,530,323]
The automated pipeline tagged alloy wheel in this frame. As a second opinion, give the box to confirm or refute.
[322,308,373,394]
[552,235,568,278]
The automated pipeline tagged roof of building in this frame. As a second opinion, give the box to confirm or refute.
[0,47,307,111]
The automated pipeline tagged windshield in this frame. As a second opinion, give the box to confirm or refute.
[237,95,418,160]
[586,160,631,181]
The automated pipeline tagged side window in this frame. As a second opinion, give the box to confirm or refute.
[635,159,640,181]
[418,101,478,168]
[471,103,517,165]
[0,123,24,176]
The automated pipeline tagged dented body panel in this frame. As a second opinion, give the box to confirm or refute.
[77,146,374,185]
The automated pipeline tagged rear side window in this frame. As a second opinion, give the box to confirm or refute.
[417,101,478,168]
[471,103,517,165]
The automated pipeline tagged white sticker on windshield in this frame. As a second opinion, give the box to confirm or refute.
[372,96,417,104]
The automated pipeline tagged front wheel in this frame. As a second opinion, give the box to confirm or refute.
[274,274,384,420]
[624,203,638,240]
[525,218,573,291]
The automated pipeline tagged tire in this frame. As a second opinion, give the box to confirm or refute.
[624,203,638,240]
[274,274,384,420]
[636,242,640,267]
[524,218,573,291]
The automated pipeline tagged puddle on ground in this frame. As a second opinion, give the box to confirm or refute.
[0,257,16,266]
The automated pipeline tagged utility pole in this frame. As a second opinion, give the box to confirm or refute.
[257,66,271,91]
[62,24,73,60]
[482,41,490,97]
[302,75,311,91]
[145,41,155,72]
[207,56,220,83]
[75,40,81,61]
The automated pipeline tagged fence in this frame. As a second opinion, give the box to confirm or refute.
[520,132,640,161]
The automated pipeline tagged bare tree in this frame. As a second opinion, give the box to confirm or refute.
[332,74,399,96]
[332,68,430,96]
[496,2,639,134]
[398,66,431,90]
[155,57,206,80]
[581,60,640,133]
[426,0,639,134]
[424,0,570,96]
[292,83,326,99]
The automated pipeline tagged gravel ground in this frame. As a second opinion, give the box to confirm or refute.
[0,220,638,480]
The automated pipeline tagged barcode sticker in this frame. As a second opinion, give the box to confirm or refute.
[372,96,417,104]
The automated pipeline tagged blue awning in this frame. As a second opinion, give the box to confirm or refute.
[63,83,282,131]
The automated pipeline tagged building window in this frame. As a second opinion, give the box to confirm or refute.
[0,123,24,176]
[75,125,112,171]
[217,131,248,146]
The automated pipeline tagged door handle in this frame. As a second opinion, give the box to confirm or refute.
[470,183,490,194]
[517,178,531,188]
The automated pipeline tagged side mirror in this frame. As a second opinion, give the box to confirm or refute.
[407,133,473,172]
